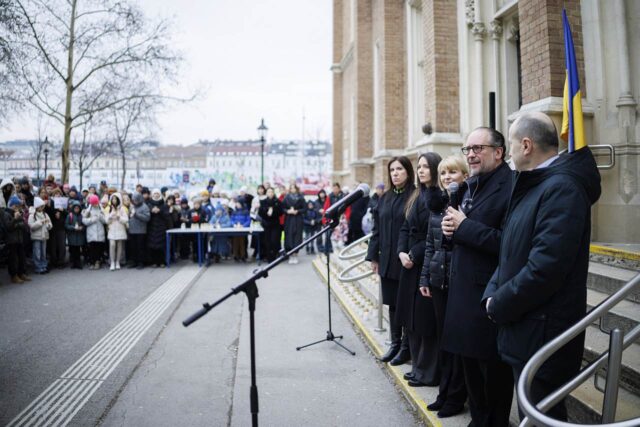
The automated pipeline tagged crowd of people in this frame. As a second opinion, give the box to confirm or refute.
[1,112,601,425]
[366,112,600,425]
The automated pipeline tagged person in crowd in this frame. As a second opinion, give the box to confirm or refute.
[48,187,67,268]
[141,187,151,204]
[482,112,601,421]
[368,183,384,211]
[178,197,192,260]
[44,174,58,192]
[230,197,251,262]
[282,183,306,264]
[207,178,216,194]
[440,127,514,426]
[100,194,109,210]
[250,185,267,259]
[2,196,30,283]
[303,200,320,255]
[128,192,150,269]
[347,183,369,244]
[315,189,331,254]
[62,183,70,196]
[166,194,181,228]
[68,186,81,202]
[28,197,52,274]
[396,152,442,389]
[98,180,109,197]
[160,187,168,199]
[88,184,98,196]
[82,194,106,270]
[81,188,89,202]
[147,188,171,267]
[19,177,35,207]
[189,197,208,262]
[65,200,86,269]
[419,155,469,417]
[209,205,231,263]
[366,156,415,366]
[106,193,128,271]
[258,187,282,262]
[0,177,16,209]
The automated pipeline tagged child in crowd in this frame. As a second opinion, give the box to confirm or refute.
[82,194,106,270]
[303,200,320,254]
[178,197,191,260]
[65,200,86,269]
[28,197,53,274]
[106,193,128,271]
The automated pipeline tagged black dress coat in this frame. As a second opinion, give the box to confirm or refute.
[147,200,172,250]
[483,148,601,382]
[441,162,513,360]
[281,193,306,251]
[396,186,437,336]
[366,185,414,306]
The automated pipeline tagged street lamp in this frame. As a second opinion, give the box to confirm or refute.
[257,118,268,185]
[43,137,51,179]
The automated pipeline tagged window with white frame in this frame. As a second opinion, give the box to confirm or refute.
[406,0,425,145]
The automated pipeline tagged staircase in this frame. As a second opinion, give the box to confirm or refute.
[319,244,640,425]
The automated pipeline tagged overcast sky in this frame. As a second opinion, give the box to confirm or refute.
[0,0,332,146]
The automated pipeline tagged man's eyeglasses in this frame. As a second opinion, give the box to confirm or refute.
[460,145,500,155]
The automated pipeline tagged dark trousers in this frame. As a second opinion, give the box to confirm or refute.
[431,287,467,406]
[316,228,332,253]
[49,230,66,266]
[88,242,103,264]
[69,245,82,268]
[149,248,165,266]
[129,234,147,266]
[512,365,568,422]
[264,225,281,262]
[8,243,26,276]
[407,331,440,385]
[178,235,191,259]
[388,305,409,352]
[462,356,514,427]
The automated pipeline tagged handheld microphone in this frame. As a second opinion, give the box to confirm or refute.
[324,183,370,221]
[448,182,460,210]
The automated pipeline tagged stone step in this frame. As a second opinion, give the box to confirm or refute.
[587,289,640,334]
[588,261,640,303]
[583,325,640,396]
[567,378,640,424]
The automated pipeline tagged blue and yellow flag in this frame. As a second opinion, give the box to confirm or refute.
[560,9,585,152]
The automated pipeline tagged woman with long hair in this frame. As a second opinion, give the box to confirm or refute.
[396,152,442,386]
[258,187,283,262]
[365,156,415,365]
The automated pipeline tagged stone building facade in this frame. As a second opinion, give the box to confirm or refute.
[331,0,640,243]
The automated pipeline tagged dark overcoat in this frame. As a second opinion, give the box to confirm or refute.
[147,200,172,250]
[484,148,601,383]
[366,185,414,305]
[441,162,512,360]
[282,193,306,250]
[396,187,436,336]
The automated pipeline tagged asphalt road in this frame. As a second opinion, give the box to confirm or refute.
[1,254,422,427]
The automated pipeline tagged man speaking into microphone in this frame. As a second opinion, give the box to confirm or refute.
[441,127,514,426]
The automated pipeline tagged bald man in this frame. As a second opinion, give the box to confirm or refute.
[483,112,601,421]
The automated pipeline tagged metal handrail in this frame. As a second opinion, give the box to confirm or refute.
[518,273,640,427]
[558,144,616,170]
[338,233,372,260]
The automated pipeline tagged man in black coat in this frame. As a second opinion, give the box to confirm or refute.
[483,112,601,421]
[442,127,514,425]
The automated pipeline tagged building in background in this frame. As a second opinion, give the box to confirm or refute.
[0,139,332,195]
[331,0,639,243]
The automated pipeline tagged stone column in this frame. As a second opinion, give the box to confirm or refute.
[490,20,503,131]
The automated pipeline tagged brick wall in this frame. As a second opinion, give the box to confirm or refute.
[382,0,406,150]
[519,0,585,104]
[356,0,373,159]
[333,0,344,173]
[423,0,460,133]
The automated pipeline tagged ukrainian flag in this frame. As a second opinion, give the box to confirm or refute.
[560,9,586,152]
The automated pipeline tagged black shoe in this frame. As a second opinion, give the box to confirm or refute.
[136,264,144,270]
[378,344,401,363]
[427,398,446,411]
[389,349,411,366]
[407,379,428,387]
[437,404,465,418]
[403,372,415,381]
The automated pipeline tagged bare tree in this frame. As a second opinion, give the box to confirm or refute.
[0,0,24,124]
[71,120,110,189]
[10,0,184,183]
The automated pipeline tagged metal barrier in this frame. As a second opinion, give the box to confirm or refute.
[336,233,385,332]
[518,273,640,427]
[559,144,616,170]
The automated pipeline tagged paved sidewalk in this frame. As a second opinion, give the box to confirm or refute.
[101,254,422,426]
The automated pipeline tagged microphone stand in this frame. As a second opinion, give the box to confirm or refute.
[183,219,349,427]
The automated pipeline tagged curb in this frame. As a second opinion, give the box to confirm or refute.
[590,244,640,262]
[311,257,442,427]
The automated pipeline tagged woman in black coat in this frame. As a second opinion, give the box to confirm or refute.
[258,187,283,262]
[396,152,441,385]
[146,189,172,267]
[365,156,415,364]
[419,155,469,417]
[281,183,306,264]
